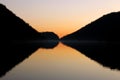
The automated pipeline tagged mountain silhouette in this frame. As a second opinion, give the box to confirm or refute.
[0,4,37,40]
[61,12,120,42]
[0,4,59,43]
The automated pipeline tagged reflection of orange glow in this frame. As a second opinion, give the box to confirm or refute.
[31,42,89,61]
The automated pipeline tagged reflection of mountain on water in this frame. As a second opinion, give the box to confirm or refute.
[61,41,120,70]
[0,41,59,78]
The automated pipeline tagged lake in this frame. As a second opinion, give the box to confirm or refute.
[1,42,120,80]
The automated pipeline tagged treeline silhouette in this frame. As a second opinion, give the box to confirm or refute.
[61,11,120,70]
[0,4,59,77]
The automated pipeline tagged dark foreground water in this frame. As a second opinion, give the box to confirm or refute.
[1,42,120,80]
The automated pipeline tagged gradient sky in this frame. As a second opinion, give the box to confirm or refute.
[1,0,120,37]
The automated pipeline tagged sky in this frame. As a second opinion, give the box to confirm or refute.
[1,0,120,37]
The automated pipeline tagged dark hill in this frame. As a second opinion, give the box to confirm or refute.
[0,4,38,40]
[61,12,120,42]
[0,4,59,44]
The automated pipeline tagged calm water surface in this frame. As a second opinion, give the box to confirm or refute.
[1,43,120,80]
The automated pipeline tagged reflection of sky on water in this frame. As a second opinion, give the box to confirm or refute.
[1,43,120,80]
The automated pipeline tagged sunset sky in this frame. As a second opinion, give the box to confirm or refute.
[1,0,120,37]
[1,1,120,79]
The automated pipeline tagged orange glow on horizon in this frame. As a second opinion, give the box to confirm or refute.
[25,16,89,38]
